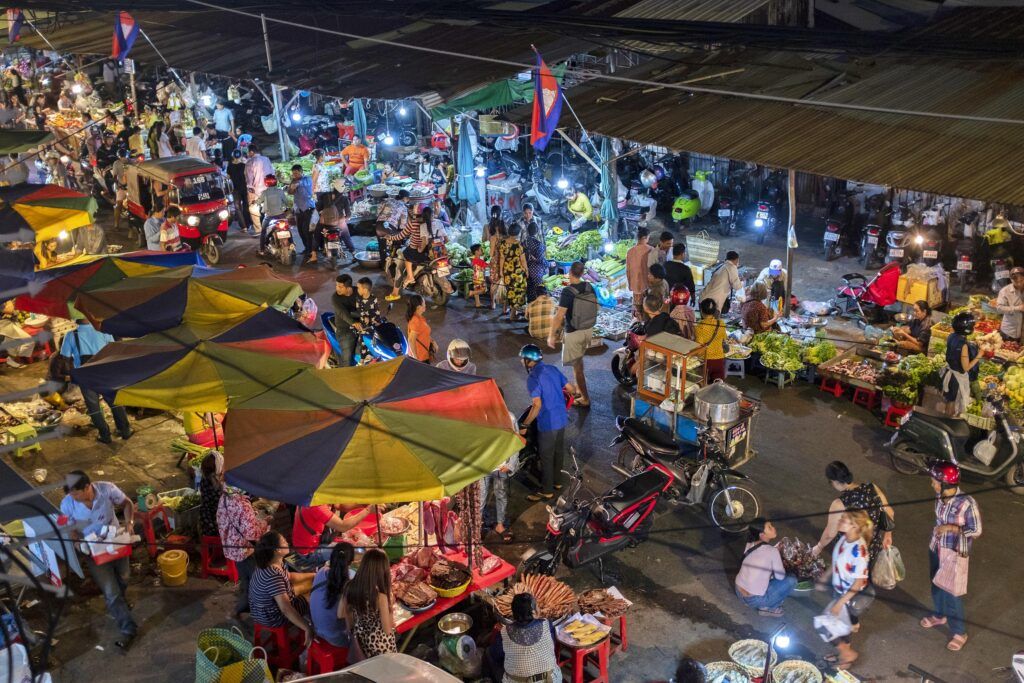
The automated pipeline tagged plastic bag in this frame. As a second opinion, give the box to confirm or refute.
[813,599,852,642]
[872,546,906,590]
[799,300,832,316]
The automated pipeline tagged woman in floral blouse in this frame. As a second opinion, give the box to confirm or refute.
[216,486,269,620]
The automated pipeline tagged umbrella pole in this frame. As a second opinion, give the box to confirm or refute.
[375,504,382,548]
[418,501,425,549]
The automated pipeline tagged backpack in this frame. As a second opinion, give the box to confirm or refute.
[568,282,599,331]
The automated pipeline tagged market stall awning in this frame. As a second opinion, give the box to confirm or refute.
[223,357,522,505]
[71,320,317,412]
[74,264,304,337]
[0,130,55,154]
[0,184,97,244]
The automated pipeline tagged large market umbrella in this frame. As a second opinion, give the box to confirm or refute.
[71,310,320,412]
[0,184,98,244]
[352,99,367,140]
[74,264,304,337]
[223,357,522,505]
[599,136,619,233]
[0,130,55,154]
[13,251,202,318]
[451,118,480,205]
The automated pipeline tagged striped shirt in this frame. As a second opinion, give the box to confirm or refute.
[931,490,982,553]
[249,565,294,627]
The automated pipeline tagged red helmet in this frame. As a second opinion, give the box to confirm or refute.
[264,173,278,186]
[928,461,960,486]
[670,284,691,308]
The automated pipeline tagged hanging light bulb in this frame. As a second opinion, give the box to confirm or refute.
[383,134,394,145]
[603,242,614,254]
[475,164,486,178]
[58,230,69,240]
[200,94,212,106]
[556,178,569,190]
[71,83,83,94]
[398,105,407,116]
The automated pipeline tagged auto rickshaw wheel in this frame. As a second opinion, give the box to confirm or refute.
[200,239,221,265]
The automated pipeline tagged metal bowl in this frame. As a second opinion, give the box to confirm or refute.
[894,312,913,323]
[438,612,473,635]
[354,251,382,268]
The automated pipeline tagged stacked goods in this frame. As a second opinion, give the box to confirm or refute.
[560,617,610,646]
[545,231,604,262]
[577,589,630,617]
[391,563,437,610]
[494,574,576,620]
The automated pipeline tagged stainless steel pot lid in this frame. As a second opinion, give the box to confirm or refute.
[695,380,741,404]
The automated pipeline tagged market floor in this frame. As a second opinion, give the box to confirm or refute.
[4,214,1019,682]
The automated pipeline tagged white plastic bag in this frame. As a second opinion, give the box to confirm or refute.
[872,546,906,590]
[813,599,852,642]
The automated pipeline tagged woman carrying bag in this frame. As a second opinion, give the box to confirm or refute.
[822,510,874,670]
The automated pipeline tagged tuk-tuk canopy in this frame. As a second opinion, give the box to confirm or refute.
[129,156,220,184]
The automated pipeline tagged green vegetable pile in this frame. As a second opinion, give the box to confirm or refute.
[897,354,943,387]
[545,230,605,262]
[803,340,837,365]
[877,353,942,405]
[750,333,805,373]
[446,241,470,267]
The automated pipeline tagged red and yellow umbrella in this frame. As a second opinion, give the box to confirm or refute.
[0,184,97,244]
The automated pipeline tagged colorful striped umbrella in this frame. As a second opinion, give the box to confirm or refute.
[71,308,320,412]
[0,184,98,243]
[223,357,522,505]
[74,264,304,337]
[13,251,202,318]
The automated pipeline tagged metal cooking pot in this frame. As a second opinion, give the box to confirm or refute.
[693,379,741,424]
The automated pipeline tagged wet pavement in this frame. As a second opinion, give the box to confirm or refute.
[2,211,1021,682]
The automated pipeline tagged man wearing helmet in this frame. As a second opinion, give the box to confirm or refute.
[256,173,289,257]
[922,461,981,652]
[941,312,981,417]
[988,266,1024,342]
[756,258,788,302]
[518,345,576,502]
[436,339,477,374]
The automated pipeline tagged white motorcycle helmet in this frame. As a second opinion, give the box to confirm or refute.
[446,339,472,371]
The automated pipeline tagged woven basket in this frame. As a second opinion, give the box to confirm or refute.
[686,230,720,267]
[965,412,995,431]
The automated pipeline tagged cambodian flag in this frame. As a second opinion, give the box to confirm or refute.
[111,11,139,61]
[7,9,24,44]
[530,50,562,152]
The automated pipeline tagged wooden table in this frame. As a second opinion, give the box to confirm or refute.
[395,551,515,650]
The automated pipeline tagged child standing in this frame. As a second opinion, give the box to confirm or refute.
[468,243,488,308]
[355,277,383,329]
[160,206,184,252]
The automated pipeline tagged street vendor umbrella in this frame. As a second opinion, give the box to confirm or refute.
[451,118,480,205]
[13,251,201,318]
[71,310,320,412]
[353,99,367,141]
[0,184,97,244]
[222,357,522,505]
[74,264,304,338]
[599,137,618,233]
[0,129,55,155]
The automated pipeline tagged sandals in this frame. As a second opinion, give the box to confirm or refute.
[947,634,968,651]
[920,615,947,629]
[823,652,859,669]
[526,492,554,502]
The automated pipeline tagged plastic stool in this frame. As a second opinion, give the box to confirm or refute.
[200,535,238,582]
[558,638,611,683]
[305,638,348,675]
[137,505,171,558]
[763,368,791,388]
[884,403,912,428]
[724,358,745,379]
[598,614,628,653]
[819,376,845,398]
[5,424,42,458]
[254,622,303,671]
[852,387,879,410]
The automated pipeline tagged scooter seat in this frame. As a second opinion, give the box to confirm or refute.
[608,467,672,513]
[914,411,972,439]
[621,417,679,456]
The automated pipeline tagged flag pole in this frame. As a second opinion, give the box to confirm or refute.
[22,14,76,71]
[139,28,187,89]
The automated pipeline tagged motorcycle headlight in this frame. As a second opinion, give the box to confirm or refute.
[217,209,229,221]
[754,218,764,228]
[187,215,200,227]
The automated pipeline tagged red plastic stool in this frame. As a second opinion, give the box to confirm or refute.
[200,535,238,582]
[305,638,349,675]
[819,377,845,398]
[558,638,611,683]
[137,505,171,558]
[884,403,913,428]
[254,622,303,671]
[598,615,628,653]
[852,387,879,410]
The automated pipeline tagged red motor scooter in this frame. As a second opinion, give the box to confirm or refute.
[610,321,646,386]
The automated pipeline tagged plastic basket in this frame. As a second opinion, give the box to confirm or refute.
[431,577,471,599]
[965,412,995,431]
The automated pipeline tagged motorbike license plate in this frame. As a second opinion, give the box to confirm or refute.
[957,261,973,270]
[889,248,904,258]
[756,210,769,220]
[717,209,731,217]
[327,240,340,249]
[436,266,451,277]
[996,269,1010,280]
[824,232,840,242]
[866,235,878,245]
[275,230,291,239]
[923,249,938,259]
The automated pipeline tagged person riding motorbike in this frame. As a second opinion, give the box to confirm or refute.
[567,187,593,231]
[436,339,477,374]
[257,173,289,257]
[668,284,696,339]
[375,189,411,269]
[384,205,445,302]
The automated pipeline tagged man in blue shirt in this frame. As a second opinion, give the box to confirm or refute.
[518,344,577,501]
[288,164,315,263]
[60,470,138,649]
[143,205,165,251]
[60,321,132,443]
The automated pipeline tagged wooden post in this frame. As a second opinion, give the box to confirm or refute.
[784,168,797,316]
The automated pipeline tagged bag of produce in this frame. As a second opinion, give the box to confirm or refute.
[872,546,906,590]
[813,600,852,642]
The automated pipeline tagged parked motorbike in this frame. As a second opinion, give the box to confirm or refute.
[321,312,409,366]
[824,192,854,261]
[751,200,776,245]
[716,193,738,236]
[519,448,672,581]
[610,321,646,386]
[914,226,943,267]
[524,158,564,217]
[385,241,453,307]
[858,192,890,269]
[888,400,1024,495]
[612,416,761,532]
[265,217,296,266]
[824,217,843,261]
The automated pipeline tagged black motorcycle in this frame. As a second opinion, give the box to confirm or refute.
[519,449,672,582]
[888,401,1024,495]
[612,417,760,532]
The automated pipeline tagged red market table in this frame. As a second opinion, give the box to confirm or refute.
[395,550,515,651]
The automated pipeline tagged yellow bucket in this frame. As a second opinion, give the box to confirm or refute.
[157,550,189,587]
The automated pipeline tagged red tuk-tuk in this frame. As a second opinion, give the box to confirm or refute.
[125,156,231,264]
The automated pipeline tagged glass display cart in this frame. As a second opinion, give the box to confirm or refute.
[636,332,707,410]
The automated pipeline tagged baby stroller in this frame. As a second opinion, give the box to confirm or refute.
[832,261,901,325]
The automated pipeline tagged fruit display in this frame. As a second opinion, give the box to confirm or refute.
[558,617,611,646]
[577,589,630,618]
[1003,365,1024,407]
[494,574,577,620]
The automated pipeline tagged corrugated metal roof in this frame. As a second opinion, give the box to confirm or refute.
[614,0,773,23]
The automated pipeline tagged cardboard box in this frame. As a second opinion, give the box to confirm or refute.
[898,274,943,308]
[688,262,707,287]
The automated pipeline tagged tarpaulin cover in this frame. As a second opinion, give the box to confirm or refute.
[0,184,97,244]
[71,309,319,412]
[224,357,522,505]
[430,64,565,119]
[0,130,55,154]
